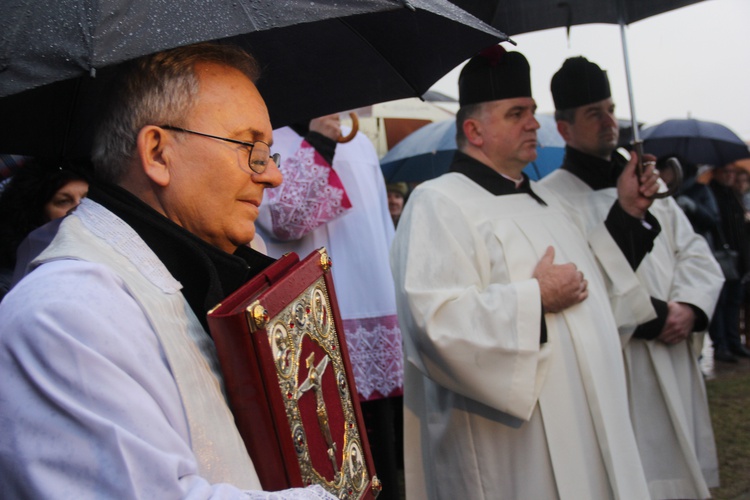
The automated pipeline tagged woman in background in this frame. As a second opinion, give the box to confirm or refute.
[0,161,88,299]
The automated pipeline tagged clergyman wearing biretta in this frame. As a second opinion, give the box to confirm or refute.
[390,45,662,500]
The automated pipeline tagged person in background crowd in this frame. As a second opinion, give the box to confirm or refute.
[731,167,750,346]
[710,163,750,361]
[386,182,408,228]
[671,157,720,243]
[0,161,89,300]
[733,167,750,214]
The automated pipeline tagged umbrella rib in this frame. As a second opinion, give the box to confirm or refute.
[338,18,422,98]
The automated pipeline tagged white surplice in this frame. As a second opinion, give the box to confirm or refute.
[0,199,335,500]
[257,127,402,400]
[391,173,653,500]
[542,168,723,499]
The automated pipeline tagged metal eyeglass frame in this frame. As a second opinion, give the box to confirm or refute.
[160,125,280,174]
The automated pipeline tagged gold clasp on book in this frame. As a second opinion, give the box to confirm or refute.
[318,247,332,273]
[248,301,269,332]
[371,475,382,497]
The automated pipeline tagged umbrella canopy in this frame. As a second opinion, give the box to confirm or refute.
[641,118,750,167]
[380,114,565,182]
[0,0,506,160]
[448,0,706,149]
[450,0,705,36]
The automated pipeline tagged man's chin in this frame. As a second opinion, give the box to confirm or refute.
[522,144,538,160]
[230,228,256,251]
[524,151,539,164]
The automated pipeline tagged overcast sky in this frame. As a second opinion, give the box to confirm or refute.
[431,0,750,141]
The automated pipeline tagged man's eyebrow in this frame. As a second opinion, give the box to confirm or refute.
[508,104,536,114]
[238,127,272,146]
[583,105,602,115]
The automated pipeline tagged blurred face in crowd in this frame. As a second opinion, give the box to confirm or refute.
[558,97,619,160]
[388,191,404,218]
[713,165,737,187]
[44,179,89,221]
[733,169,750,194]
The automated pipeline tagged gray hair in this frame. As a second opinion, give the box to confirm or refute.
[455,102,484,150]
[92,43,261,183]
[554,107,576,123]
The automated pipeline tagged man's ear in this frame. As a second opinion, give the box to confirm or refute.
[463,118,483,147]
[556,120,572,143]
[137,126,171,187]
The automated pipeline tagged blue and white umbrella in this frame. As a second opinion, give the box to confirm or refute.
[380,114,565,183]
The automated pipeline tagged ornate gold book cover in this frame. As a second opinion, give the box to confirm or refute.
[208,248,381,499]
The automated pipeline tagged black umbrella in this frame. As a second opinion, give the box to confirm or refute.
[448,0,704,134]
[449,0,706,196]
[0,0,506,159]
[641,118,750,167]
[448,0,704,37]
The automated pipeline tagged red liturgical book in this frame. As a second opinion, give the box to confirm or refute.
[207,248,381,499]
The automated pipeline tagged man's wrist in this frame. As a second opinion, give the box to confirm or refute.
[617,200,645,220]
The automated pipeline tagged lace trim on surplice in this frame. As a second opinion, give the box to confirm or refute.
[342,314,403,401]
[267,141,352,241]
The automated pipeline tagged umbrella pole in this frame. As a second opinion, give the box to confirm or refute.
[618,20,648,173]
[619,20,683,197]
[618,20,641,145]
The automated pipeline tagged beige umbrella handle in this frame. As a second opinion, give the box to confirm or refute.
[337,112,359,143]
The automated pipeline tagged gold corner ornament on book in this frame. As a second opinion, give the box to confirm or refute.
[208,248,381,499]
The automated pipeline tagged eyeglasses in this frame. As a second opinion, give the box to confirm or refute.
[160,125,280,174]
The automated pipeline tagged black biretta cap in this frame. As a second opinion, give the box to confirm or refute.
[458,45,532,107]
[551,56,611,110]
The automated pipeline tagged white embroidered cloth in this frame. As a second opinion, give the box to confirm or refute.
[257,128,403,401]
[266,142,351,241]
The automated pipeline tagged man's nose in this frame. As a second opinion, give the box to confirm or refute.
[256,157,283,188]
[602,112,618,128]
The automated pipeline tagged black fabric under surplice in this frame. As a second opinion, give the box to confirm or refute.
[89,182,275,332]
[559,145,625,191]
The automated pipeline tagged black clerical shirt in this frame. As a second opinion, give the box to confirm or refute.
[89,183,275,333]
[560,145,626,190]
[450,151,547,206]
